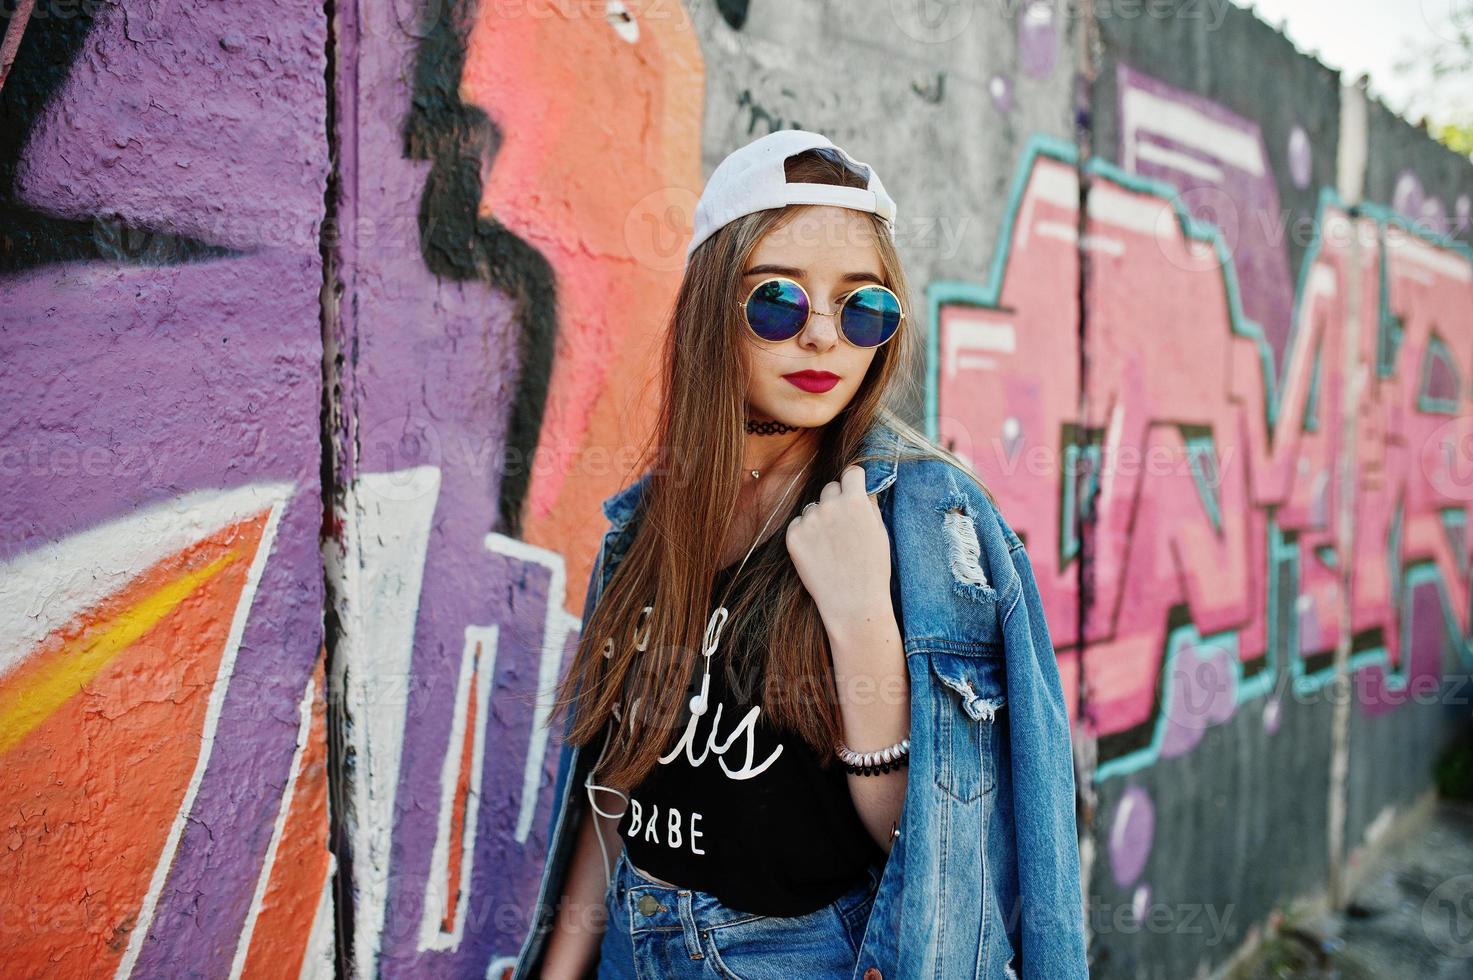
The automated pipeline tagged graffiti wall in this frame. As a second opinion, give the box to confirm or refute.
[4,0,1472,978]
[932,4,1473,976]
[0,0,335,977]
[321,0,702,974]
[321,0,1079,975]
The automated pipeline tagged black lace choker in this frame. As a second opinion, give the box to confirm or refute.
[745,418,801,435]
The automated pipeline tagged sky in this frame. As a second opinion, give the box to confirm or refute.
[1237,0,1469,127]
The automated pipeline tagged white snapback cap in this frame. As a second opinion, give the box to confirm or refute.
[685,129,897,261]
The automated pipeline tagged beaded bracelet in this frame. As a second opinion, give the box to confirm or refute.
[835,737,911,776]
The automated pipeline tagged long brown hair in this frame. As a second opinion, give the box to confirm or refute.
[548,148,993,792]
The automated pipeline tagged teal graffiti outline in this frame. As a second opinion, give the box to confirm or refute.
[921,132,1473,782]
[1418,330,1461,415]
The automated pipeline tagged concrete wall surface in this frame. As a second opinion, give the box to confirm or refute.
[2,1,1469,977]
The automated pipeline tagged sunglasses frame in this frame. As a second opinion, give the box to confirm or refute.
[736,275,905,349]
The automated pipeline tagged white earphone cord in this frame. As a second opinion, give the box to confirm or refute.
[582,456,814,890]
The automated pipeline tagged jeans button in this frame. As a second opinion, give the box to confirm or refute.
[862,968,883,980]
[638,894,661,916]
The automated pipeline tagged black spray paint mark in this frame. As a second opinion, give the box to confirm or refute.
[403,0,556,538]
[0,7,234,272]
[715,0,748,31]
[735,88,802,136]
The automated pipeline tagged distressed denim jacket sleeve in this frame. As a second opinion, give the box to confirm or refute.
[994,498,1089,977]
[884,456,1088,980]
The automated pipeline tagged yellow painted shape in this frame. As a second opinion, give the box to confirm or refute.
[0,551,240,756]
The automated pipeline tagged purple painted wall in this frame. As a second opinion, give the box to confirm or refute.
[322,0,546,969]
[1,1,334,975]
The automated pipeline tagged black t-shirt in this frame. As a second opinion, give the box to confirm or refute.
[607,559,884,916]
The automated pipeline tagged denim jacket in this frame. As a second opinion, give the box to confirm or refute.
[511,419,1088,979]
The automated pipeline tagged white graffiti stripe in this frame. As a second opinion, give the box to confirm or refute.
[115,486,293,978]
[0,480,295,677]
[300,852,338,980]
[328,465,442,980]
[944,313,1015,380]
[228,664,323,978]
[1089,184,1183,238]
[481,532,580,846]
[1030,159,1078,210]
[417,624,499,951]
[1390,233,1473,283]
[1135,139,1226,183]
[1122,84,1264,176]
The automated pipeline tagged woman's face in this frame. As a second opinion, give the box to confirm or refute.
[739,206,887,426]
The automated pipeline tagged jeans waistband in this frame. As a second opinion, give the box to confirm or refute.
[612,847,880,935]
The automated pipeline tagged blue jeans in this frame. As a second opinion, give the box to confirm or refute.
[597,846,882,979]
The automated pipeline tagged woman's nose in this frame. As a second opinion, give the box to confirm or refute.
[798,307,841,348]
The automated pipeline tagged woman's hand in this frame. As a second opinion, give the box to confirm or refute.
[785,463,893,643]
[788,464,908,850]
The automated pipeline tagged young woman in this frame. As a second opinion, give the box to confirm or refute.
[511,130,1087,979]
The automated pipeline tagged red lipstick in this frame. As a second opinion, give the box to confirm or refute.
[782,370,841,393]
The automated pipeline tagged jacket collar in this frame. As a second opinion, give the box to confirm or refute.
[599,418,903,532]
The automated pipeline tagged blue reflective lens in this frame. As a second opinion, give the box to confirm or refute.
[744,278,809,341]
[840,285,901,347]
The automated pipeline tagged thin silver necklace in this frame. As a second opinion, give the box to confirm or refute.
[691,455,812,716]
[747,433,805,480]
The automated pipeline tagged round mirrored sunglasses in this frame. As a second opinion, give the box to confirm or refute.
[737,276,904,349]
